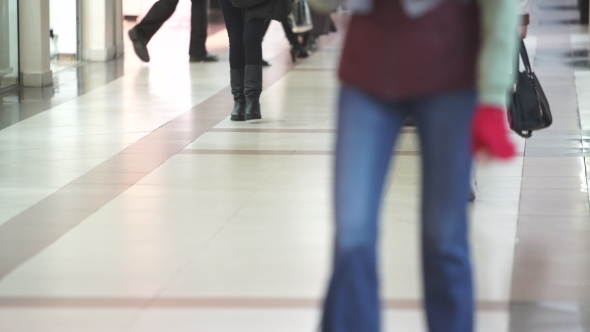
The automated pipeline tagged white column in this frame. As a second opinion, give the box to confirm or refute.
[19,0,53,87]
[115,0,124,57]
[0,0,10,72]
[80,0,123,62]
[123,0,142,17]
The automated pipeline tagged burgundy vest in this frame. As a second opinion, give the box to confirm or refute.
[339,0,481,101]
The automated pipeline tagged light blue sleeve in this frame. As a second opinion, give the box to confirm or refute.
[476,0,519,106]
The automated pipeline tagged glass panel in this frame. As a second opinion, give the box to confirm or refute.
[0,0,19,89]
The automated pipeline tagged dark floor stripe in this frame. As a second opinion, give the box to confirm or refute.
[0,42,308,280]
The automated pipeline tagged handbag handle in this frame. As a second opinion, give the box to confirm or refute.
[519,40,533,74]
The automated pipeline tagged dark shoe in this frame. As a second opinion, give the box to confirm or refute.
[128,28,150,62]
[289,46,298,63]
[230,69,246,121]
[289,45,309,63]
[189,54,219,62]
[262,59,271,67]
[244,65,262,120]
[297,46,310,59]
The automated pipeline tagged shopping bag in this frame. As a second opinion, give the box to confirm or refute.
[288,0,313,33]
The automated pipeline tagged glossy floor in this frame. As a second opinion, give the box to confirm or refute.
[0,1,589,331]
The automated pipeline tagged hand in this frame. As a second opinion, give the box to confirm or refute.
[472,105,516,160]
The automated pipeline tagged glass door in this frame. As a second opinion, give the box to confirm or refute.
[0,0,19,90]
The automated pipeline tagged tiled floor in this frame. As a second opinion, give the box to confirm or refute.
[0,1,589,331]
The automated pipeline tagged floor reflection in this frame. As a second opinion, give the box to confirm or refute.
[0,58,126,131]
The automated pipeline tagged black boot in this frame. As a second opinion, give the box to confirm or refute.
[244,65,262,120]
[290,44,309,63]
[230,69,246,121]
[128,28,150,62]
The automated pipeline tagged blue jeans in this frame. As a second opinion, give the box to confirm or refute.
[322,85,477,332]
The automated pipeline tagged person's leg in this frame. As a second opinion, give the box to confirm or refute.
[243,19,266,66]
[189,0,218,61]
[321,85,408,332]
[260,20,272,66]
[134,0,180,41]
[412,89,477,332]
[262,19,272,39]
[128,0,179,62]
[282,21,309,62]
[281,20,300,46]
[243,18,266,120]
[218,0,245,69]
[218,0,246,120]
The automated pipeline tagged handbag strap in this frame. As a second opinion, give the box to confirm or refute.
[519,40,533,74]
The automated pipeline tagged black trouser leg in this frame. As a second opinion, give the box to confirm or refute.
[219,0,266,68]
[219,0,245,69]
[189,0,210,57]
[243,19,266,66]
[135,0,180,42]
[281,21,300,46]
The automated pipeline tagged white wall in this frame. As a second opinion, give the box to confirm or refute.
[123,0,141,16]
[50,0,78,55]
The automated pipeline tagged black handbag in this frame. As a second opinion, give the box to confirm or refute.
[507,40,552,138]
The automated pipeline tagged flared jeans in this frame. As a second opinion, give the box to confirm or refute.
[322,84,477,332]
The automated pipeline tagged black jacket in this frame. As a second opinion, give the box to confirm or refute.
[231,0,292,22]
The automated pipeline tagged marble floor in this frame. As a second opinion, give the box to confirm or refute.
[0,1,589,331]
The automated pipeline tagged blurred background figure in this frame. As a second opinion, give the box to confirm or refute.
[128,0,219,63]
[283,20,311,62]
[261,6,336,65]
[262,20,310,65]
[303,9,336,51]
[312,0,518,331]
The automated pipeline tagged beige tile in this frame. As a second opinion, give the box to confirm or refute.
[0,308,141,332]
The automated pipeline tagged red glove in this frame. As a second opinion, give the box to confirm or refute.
[472,105,516,159]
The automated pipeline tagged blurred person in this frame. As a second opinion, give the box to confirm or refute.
[282,21,311,62]
[312,0,519,331]
[261,20,310,65]
[220,0,291,121]
[128,0,219,63]
[303,10,337,51]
